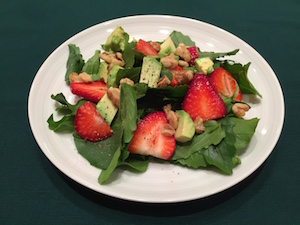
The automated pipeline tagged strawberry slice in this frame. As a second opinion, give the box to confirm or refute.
[74,102,113,142]
[187,46,199,66]
[169,65,183,87]
[70,80,107,103]
[136,39,159,56]
[128,111,176,160]
[182,74,226,121]
[209,67,242,101]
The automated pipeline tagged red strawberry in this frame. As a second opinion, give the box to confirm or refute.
[209,67,242,101]
[70,80,107,103]
[169,65,183,87]
[182,74,226,121]
[187,46,199,66]
[74,102,113,142]
[136,39,159,56]
[128,111,176,160]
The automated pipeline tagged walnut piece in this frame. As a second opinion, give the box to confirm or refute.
[194,117,205,134]
[160,53,178,69]
[232,103,250,118]
[175,43,191,62]
[150,41,161,52]
[119,78,134,87]
[69,72,92,83]
[172,70,194,85]
[178,60,189,68]
[163,104,178,130]
[99,52,124,67]
[107,87,120,107]
[161,124,175,136]
[157,75,171,88]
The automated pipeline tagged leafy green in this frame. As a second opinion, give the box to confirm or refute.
[65,44,84,84]
[47,114,74,132]
[82,50,101,81]
[222,61,262,98]
[123,39,135,69]
[169,30,195,47]
[199,49,239,61]
[115,67,141,84]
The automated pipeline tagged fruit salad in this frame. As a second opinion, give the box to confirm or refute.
[47,27,261,184]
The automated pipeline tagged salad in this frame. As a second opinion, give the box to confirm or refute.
[47,26,261,184]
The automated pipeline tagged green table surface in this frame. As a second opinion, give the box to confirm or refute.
[1,0,299,224]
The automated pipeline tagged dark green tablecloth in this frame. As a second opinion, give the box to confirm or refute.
[1,0,299,224]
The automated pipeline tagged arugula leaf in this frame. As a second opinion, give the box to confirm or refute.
[47,114,74,132]
[123,39,135,69]
[199,49,239,61]
[65,44,84,84]
[222,61,262,98]
[115,67,141,84]
[82,50,101,81]
[161,64,173,81]
[169,30,195,47]
[171,120,225,160]
[119,83,137,143]
[50,93,86,115]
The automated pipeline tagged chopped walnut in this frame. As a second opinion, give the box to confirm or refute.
[163,104,179,130]
[161,124,175,136]
[119,78,134,87]
[194,117,205,134]
[107,87,120,107]
[178,60,189,68]
[232,103,250,118]
[99,52,124,67]
[175,43,191,62]
[69,72,92,83]
[157,75,171,88]
[160,53,178,69]
[173,70,194,85]
[150,41,161,52]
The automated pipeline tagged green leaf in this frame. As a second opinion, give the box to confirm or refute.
[65,44,84,84]
[134,83,148,99]
[169,30,196,47]
[230,117,259,150]
[98,146,121,184]
[161,64,173,81]
[171,120,225,160]
[47,114,74,132]
[123,40,135,69]
[115,67,141,84]
[222,61,262,98]
[51,93,86,115]
[82,50,100,76]
[173,153,207,169]
[119,83,137,143]
[199,49,239,61]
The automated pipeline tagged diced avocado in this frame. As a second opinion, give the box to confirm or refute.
[194,57,214,74]
[96,93,118,125]
[158,37,176,58]
[175,110,195,143]
[139,56,162,88]
[98,61,108,83]
[107,64,123,87]
[103,26,126,52]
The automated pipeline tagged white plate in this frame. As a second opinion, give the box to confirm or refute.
[28,15,284,203]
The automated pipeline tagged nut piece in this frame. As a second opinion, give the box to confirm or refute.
[107,87,120,107]
[178,60,189,68]
[175,43,191,62]
[173,70,194,85]
[69,72,92,83]
[194,117,205,134]
[160,53,178,69]
[232,103,250,118]
[163,104,179,130]
[157,75,171,88]
[119,78,134,87]
[99,52,124,67]
[161,124,176,136]
[150,41,161,52]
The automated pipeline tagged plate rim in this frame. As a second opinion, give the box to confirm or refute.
[28,14,285,203]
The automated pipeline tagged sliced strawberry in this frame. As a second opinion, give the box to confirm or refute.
[74,102,113,142]
[136,39,159,56]
[169,65,183,87]
[128,111,176,160]
[187,46,199,66]
[70,80,107,103]
[209,67,242,101]
[182,74,226,121]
